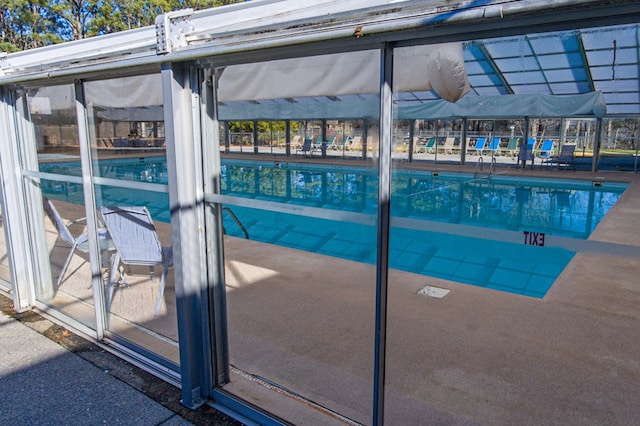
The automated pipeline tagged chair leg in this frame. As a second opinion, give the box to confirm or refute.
[56,243,78,288]
[154,264,168,316]
[106,252,121,311]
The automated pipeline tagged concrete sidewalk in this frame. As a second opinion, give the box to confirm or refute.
[0,294,241,426]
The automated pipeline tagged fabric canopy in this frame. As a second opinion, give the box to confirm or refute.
[217,43,470,104]
[397,91,607,120]
[219,91,606,120]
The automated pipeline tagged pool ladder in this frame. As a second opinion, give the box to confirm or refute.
[222,206,250,239]
[474,156,496,179]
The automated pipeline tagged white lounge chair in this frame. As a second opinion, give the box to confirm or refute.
[100,206,173,316]
[44,198,113,287]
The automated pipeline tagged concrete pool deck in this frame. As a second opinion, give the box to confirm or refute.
[32,155,640,424]
[219,156,640,424]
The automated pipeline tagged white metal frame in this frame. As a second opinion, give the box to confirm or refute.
[1,0,640,424]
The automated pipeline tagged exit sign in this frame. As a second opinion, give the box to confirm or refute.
[524,231,545,246]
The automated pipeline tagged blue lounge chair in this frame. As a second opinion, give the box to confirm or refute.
[474,137,487,155]
[538,140,555,160]
[488,137,501,154]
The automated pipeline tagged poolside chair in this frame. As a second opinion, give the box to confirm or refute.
[538,140,555,160]
[100,206,173,316]
[417,137,436,153]
[438,137,456,154]
[517,138,535,167]
[44,198,113,288]
[474,137,487,155]
[325,135,337,151]
[296,136,315,156]
[544,144,576,170]
[502,137,520,157]
[331,135,352,151]
[349,136,363,152]
[311,135,324,152]
[488,137,501,154]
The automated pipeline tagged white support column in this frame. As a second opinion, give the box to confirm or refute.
[162,61,211,409]
[201,68,230,387]
[0,88,36,311]
[74,80,108,337]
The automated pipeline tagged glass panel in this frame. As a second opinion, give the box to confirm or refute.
[0,189,12,290]
[84,75,179,366]
[85,74,166,167]
[29,84,80,166]
[386,39,631,425]
[38,190,99,328]
[599,117,640,172]
[25,84,97,328]
[560,118,596,171]
[212,50,380,424]
[227,120,255,154]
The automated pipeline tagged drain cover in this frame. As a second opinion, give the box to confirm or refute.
[418,285,450,299]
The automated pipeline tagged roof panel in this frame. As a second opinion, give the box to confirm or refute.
[603,92,640,104]
[462,22,639,115]
[587,47,638,66]
[549,82,585,94]
[591,64,638,80]
[537,52,585,69]
[528,33,579,54]
[468,74,503,87]
[472,86,508,96]
[504,71,547,85]
[594,80,638,92]
[607,104,640,115]
[482,37,533,58]
[493,57,540,72]
[464,60,490,74]
[581,25,638,49]
[511,84,552,94]
[544,68,588,83]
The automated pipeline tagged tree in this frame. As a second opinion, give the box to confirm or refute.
[1,0,244,51]
[49,0,97,40]
[1,0,63,51]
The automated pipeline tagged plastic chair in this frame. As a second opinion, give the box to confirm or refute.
[474,137,487,155]
[539,140,555,160]
[100,206,173,316]
[44,198,113,287]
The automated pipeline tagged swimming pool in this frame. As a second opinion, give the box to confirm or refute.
[40,157,628,297]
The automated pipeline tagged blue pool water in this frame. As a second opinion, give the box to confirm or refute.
[40,157,627,298]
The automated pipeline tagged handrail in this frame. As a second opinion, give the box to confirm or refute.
[473,156,484,178]
[474,156,497,179]
[222,206,249,239]
[488,157,497,176]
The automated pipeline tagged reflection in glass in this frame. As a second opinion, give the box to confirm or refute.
[25,84,98,328]
[84,74,178,366]
[38,185,98,328]
[96,184,177,363]
[29,84,80,166]
[85,74,166,167]
[0,191,12,289]
[214,51,380,423]
[384,40,628,423]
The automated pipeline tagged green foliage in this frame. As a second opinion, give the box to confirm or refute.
[0,0,244,52]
